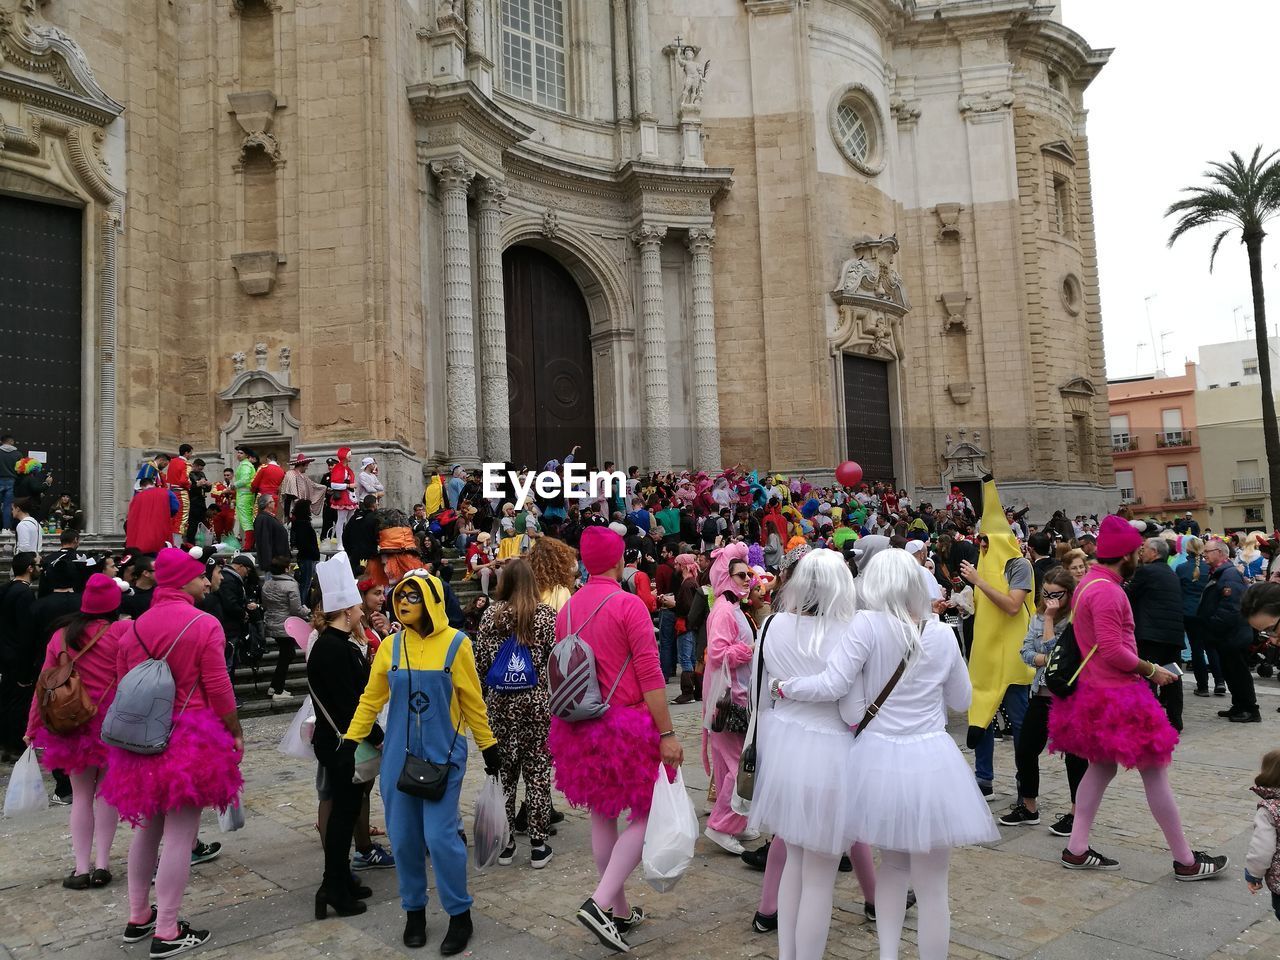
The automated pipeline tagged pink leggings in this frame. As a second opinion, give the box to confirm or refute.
[590,811,648,916]
[68,767,119,874]
[759,837,877,915]
[127,806,202,941]
[1068,761,1193,864]
[707,731,747,836]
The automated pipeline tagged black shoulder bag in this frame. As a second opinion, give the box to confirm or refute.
[734,615,774,804]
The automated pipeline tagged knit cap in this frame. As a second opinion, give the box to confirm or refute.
[1096,514,1144,560]
[580,526,624,575]
[81,573,123,616]
[154,547,207,589]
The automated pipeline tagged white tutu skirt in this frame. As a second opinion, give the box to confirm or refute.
[842,729,999,853]
[748,713,863,856]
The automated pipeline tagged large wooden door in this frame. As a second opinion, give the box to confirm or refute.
[0,195,82,504]
[843,354,895,487]
[502,246,597,469]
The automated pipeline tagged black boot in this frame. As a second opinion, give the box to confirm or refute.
[314,886,367,920]
[347,872,372,900]
[403,908,427,948]
[673,671,696,704]
[440,909,473,956]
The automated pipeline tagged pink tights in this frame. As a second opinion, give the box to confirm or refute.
[68,767,118,874]
[590,811,648,916]
[127,805,202,941]
[1068,762,1193,864]
[707,731,747,835]
[759,838,876,915]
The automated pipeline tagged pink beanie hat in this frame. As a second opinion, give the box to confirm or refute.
[1096,514,1143,560]
[154,546,207,589]
[580,526,624,575]
[81,573,122,617]
[710,541,750,598]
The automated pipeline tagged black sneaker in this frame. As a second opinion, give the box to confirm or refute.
[1061,847,1120,871]
[741,840,771,872]
[497,842,517,866]
[1049,813,1075,837]
[998,803,1041,827]
[611,907,645,935]
[123,906,157,943]
[1230,710,1262,724]
[149,921,210,959]
[530,843,553,870]
[1192,687,1211,697]
[190,841,221,866]
[549,806,565,825]
[1174,851,1229,881]
[752,910,777,933]
[978,781,994,798]
[838,853,853,872]
[577,897,628,953]
[1213,684,1227,696]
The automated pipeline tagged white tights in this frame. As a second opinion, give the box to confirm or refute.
[876,848,951,960]
[775,842,841,960]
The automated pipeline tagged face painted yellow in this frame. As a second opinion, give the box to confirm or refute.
[390,572,447,637]
[394,585,427,631]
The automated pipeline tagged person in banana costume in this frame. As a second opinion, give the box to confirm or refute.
[959,477,1036,795]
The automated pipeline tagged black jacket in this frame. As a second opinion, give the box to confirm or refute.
[291,516,320,562]
[254,512,290,572]
[217,568,249,640]
[1197,563,1252,650]
[342,509,379,568]
[1127,561,1187,661]
[0,579,36,678]
[306,626,382,764]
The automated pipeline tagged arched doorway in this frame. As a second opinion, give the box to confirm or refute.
[502,245,597,468]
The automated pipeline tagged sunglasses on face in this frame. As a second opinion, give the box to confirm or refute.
[731,571,753,581]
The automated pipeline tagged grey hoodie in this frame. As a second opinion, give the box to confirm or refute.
[0,444,18,481]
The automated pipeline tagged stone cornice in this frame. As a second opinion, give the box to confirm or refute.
[409,79,533,169]
[617,160,734,206]
[1009,16,1111,88]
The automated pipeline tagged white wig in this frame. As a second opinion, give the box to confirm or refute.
[774,548,858,657]
[856,548,930,665]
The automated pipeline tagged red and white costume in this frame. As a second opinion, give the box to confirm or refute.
[330,446,358,540]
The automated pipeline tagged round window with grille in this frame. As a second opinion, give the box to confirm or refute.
[829,85,885,176]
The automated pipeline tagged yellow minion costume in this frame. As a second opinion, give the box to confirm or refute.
[345,571,499,952]
[966,479,1035,772]
[424,473,444,515]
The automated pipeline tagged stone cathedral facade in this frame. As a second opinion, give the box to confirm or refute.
[0,0,1117,535]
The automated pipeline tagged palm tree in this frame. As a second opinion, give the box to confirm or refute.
[1166,146,1280,530]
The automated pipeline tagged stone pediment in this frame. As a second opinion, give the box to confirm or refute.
[941,429,990,483]
[0,2,124,126]
[219,367,297,405]
[1059,376,1097,416]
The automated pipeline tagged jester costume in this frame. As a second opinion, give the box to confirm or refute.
[967,478,1036,749]
[165,454,190,543]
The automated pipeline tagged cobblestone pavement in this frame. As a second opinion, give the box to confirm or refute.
[2,677,1279,960]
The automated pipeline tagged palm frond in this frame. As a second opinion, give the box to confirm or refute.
[1207,228,1235,272]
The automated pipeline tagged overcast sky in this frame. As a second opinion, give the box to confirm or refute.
[1063,0,1280,378]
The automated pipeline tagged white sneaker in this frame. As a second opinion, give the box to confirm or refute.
[737,828,762,843]
[704,827,746,855]
[270,689,293,701]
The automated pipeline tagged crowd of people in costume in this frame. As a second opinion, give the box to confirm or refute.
[5,446,1280,960]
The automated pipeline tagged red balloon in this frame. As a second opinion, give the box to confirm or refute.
[836,460,863,487]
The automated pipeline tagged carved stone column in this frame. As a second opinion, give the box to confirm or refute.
[632,223,671,470]
[431,156,480,463]
[630,0,657,157]
[687,228,721,471]
[476,178,511,462]
[96,206,121,534]
[612,0,632,124]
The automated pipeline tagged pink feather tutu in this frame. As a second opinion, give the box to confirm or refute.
[548,705,660,821]
[34,712,109,774]
[100,709,243,825]
[1048,678,1178,769]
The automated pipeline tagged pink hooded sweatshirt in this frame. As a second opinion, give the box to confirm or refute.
[702,542,755,709]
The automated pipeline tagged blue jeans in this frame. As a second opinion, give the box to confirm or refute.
[974,684,1030,787]
[0,477,12,531]
[657,610,677,679]
[295,560,316,608]
[677,631,696,672]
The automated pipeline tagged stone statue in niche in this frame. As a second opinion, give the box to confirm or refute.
[255,342,268,370]
[232,352,247,374]
[247,400,273,432]
[832,235,909,309]
[437,0,464,25]
[678,46,710,107]
[279,346,291,372]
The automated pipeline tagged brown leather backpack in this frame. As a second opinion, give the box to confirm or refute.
[38,624,111,735]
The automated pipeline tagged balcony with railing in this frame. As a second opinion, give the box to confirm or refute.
[1156,429,1193,448]
[1111,433,1139,454]
[1233,476,1266,497]
[1118,489,1141,505]
[1167,482,1196,502]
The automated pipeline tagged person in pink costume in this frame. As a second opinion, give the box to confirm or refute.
[701,542,756,854]
[548,527,686,954]
[1049,515,1229,879]
[25,574,128,889]
[99,548,244,956]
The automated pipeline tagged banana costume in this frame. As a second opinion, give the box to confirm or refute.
[967,478,1035,738]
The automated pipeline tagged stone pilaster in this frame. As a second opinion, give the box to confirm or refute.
[612,0,632,123]
[631,0,658,157]
[632,223,671,471]
[430,155,479,464]
[687,227,721,471]
[476,177,511,462]
[96,206,121,535]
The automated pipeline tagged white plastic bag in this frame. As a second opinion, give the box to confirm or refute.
[217,793,245,833]
[277,695,316,760]
[3,747,47,818]
[702,659,731,732]
[641,765,698,892]
[472,775,511,871]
